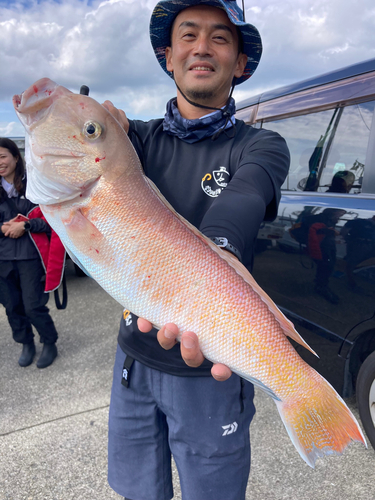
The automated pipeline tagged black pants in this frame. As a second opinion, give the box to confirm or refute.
[313,258,335,287]
[0,259,58,344]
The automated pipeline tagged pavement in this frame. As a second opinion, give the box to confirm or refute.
[0,260,374,500]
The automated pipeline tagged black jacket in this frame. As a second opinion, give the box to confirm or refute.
[0,187,50,261]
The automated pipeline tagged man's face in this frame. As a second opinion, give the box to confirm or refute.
[165,5,247,107]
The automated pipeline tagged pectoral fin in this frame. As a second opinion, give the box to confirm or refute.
[63,208,104,258]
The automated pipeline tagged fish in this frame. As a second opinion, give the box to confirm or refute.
[13,77,366,467]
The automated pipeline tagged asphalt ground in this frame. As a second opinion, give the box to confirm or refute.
[0,260,374,500]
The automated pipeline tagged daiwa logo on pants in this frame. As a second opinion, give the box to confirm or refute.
[222,421,238,436]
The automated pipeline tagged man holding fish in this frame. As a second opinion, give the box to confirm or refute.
[13,0,367,496]
[103,1,289,499]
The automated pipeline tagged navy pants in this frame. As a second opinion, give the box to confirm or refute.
[108,345,255,500]
[0,259,58,345]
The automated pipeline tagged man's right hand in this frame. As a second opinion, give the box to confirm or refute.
[102,101,129,133]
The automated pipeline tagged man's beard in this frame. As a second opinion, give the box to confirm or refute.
[186,88,215,102]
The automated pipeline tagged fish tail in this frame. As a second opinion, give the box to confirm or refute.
[275,377,367,467]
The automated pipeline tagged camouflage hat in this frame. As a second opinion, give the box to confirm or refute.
[150,0,262,85]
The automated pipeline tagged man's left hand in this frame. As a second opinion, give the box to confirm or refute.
[137,318,232,381]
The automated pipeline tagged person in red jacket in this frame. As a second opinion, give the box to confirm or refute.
[308,208,346,304]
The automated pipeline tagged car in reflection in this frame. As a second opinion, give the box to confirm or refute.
[236,58,375,448]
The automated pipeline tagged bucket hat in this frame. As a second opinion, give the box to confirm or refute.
[150,0,262,85]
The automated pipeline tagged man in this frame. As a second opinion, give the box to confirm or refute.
[104,1,290,499]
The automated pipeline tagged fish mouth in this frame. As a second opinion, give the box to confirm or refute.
[13,78,71,129]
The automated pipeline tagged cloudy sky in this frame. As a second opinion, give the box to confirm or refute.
[1,0,375,137]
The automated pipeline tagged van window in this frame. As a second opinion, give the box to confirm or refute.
[263,100,375,194]
[318,101,375,193]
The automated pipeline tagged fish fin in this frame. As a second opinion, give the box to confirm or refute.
[144,176,317,356]
[63,208,103,235]
[218,251,318,357]
[63,208,104,257]
[144,176,189,217]
[240,373,281,401]
[275,376,367,468]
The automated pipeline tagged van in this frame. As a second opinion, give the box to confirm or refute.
[236,58,375,448]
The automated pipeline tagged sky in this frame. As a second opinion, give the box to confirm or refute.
[1,0,375,138]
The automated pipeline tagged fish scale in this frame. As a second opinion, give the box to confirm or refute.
[13,77,366,468]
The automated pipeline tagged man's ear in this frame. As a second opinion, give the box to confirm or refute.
[165,46,173,73]
[234,53,248,79]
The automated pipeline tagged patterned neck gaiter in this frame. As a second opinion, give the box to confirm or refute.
[163,97,236,144]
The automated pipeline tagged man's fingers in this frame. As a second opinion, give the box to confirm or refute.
[102,100,116,113]
[157,323,179,350]
[101,100,129,133]
[137,317,153,333]
[211,363,232,382]
[117,109,129,131]
[180,332,205,367]
[138,319,180,352]
[139,319,232,378]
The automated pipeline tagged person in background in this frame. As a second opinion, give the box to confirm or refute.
[327,170,355,193]
[341,214,375,292]
[103,1,290,499]
[0,137,59,368]
[308,208,346,304]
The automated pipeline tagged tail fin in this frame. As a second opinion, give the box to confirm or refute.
[275,377,367,467]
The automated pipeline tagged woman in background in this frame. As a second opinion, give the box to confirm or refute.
[0,137,59,368]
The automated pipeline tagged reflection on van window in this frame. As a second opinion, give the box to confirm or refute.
[264,100,375,193]
[318,101,375,193]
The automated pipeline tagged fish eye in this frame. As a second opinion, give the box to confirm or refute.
[83,121,102,139]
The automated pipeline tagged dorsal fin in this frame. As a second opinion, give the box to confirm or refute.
[144,175,318,357]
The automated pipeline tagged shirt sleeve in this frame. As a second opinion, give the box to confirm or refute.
[128,119,145,167]
[241,128,290,221]
[128,118,164,172]
[25,199,51,233]
[199,128,290,264]
[29,217,51,233]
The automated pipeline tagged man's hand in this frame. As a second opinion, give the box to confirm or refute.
[3,221,26,238]
[137,318,232,381]
[102,100,129,133]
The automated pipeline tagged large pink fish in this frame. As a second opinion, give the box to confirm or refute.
[13,78,366,467]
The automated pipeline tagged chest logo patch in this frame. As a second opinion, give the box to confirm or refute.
[201,166,230,198]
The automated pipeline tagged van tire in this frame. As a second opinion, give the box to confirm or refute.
[356,350,375,449]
